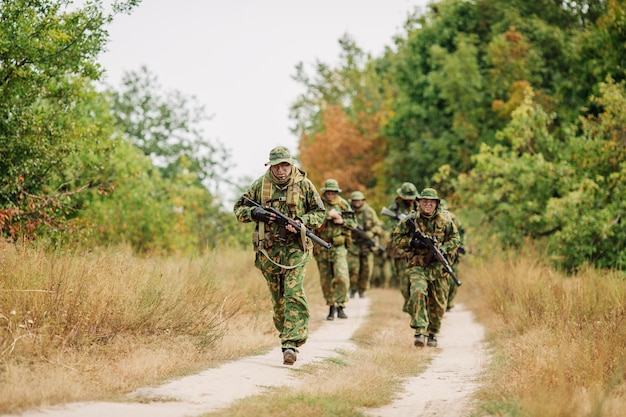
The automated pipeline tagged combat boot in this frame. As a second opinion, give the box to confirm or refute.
[327,305,336,320]
[414,334,425,347]
[282,348,297,365]
[336,306,348,319]
[427,334,438,347]
[349,289,357,298]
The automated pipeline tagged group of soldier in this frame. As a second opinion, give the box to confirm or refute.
[234,146,465,365]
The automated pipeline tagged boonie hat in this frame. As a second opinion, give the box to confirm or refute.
[321,179,341,192]
[265,146,293,166]
[419,188,440,202]
[396,182,418,200]
[350,191,365,201]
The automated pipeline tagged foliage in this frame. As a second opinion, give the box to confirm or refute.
[0,0,123,240]
[457,80,626,271]
[291,34,396,206]
[108,66,231,192]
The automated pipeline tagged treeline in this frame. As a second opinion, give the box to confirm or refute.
[1,0,625,270]
[0,1,244,253]
[293,0,625,271]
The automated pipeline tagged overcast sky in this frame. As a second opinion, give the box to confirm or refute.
[99,0,429,203]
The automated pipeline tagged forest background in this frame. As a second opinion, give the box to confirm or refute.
[1,0,625,269]
[2,1,626,416]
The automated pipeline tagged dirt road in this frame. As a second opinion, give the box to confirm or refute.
[7,298,488,417]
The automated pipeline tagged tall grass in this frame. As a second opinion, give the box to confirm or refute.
[463,244,626,417]
[0,242,324,413]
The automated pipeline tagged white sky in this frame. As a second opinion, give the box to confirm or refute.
[98,0,429,203]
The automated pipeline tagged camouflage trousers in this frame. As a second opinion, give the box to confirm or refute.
[371,253,393,288]
[347,250,373,293]
[394,257,411,313]
[406,264,450,336]
[255,245,311,352]
[315,244,349,307]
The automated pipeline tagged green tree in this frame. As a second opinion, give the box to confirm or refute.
[108,66,230,192]
[0,0,137,240]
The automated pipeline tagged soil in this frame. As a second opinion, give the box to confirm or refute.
[7,298,488,417]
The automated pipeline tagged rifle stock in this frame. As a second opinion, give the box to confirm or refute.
[381,207,407,222]
[242,196,331,249]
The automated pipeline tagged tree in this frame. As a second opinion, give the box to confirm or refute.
[108,66,231,194]
[0,0,136,240]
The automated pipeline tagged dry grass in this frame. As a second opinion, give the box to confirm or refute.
[0,242,324,414]
[462,245,626,417]
[204,287,433,417]
[4,239,626,417]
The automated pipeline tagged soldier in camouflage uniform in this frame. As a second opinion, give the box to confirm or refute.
[381,182,419,312]
[233,146,326,365]
[391,188,461,348]
[314,179,357,320]
[348,191,383,298]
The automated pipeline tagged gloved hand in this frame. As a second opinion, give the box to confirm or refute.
[410,237,428,250]
[251,207,273,223]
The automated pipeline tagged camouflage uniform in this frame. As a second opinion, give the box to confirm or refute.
[382,182,419,312]
[233,146,326,359]
[348,191,383,298]
[313,179,357,320]
[391,188,461,346]
[371,228,393,288]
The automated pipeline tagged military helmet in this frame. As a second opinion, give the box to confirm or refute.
[350,191,365,201]
[265,146,293,166]
[396,182,418,200]
[321,178,341,192]
[419,188,440,202]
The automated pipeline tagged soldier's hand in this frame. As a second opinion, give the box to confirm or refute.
[251,207,275,223]
[410,237,428,250]
[286,220,300,234]
[328,209,344,224]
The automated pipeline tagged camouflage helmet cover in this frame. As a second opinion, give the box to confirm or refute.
[396,182,419,200]
[321,178,342,193]
[265,146,293,166]
[350,191,365,201]
[419,188,440,201]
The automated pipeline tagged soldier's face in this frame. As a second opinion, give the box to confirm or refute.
[419,199,437,216]
[271,162,292,180]
[351,199,364,209]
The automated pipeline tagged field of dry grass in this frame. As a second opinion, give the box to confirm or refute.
[2,240,626,416]
[462,244,626,417]
[0,242,326,414]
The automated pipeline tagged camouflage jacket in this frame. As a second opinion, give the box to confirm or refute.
[233,167,326,252]
[350,202,383,254]
[391,206,461,267]
[315,195,356,253]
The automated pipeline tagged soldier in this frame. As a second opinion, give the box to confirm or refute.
[233,146,326,365]
[381,182,419,312]
[348,191,384,298]
[314,179,357,320]
[391,188,461,348]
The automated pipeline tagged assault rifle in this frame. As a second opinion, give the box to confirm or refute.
[242,196,332,249]
[380,207,407,222]
[406,219,462,287]
[353,226,385,255]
